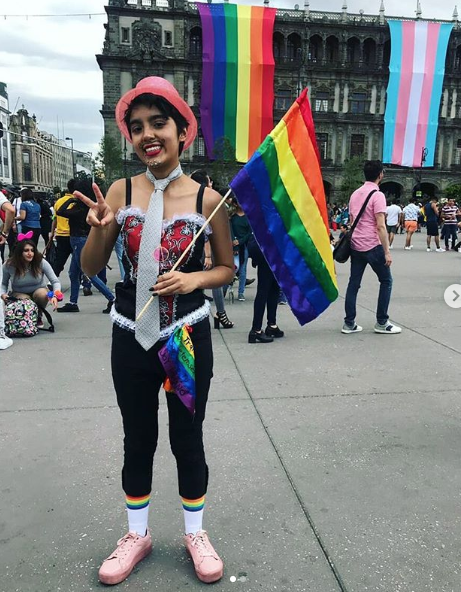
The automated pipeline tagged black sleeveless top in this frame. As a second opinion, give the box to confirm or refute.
[111,180,211,339]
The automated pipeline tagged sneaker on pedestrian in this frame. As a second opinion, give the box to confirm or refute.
[426,247,432,252]
[238,294,245,301]
[404,246,411,250]
[389,245,393,250]
[98,530,152,585]
[374,321,402,334]
[409,245,413,249]
[341,323,363,334]
[83,287,93,296]
[57,303,80,313]
[184,530,223,584]
[0,330,13,350]
[436,248,445,252]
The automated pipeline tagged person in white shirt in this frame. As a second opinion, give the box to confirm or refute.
[0,192,15,350]
[386,199,401,249]
[402,198,421,249]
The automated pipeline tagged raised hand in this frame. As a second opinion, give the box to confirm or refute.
[74,183,114,228]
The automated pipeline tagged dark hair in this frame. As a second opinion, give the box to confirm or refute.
[67,179,76,193]
[8,240,43,278]
[20,188,34,201]
[124,93,189,155]
[363,160,384,182]
[74,178,96,203]
[190,169,210,186]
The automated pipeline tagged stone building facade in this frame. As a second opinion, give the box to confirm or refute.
[0,83,13,186]
[97,0,461,202]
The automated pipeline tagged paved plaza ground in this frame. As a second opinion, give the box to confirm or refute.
[1,230,461,592]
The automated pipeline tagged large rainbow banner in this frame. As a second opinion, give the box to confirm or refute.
[197,2,276,162]
[230,90,338,325]
[383,20,453,168]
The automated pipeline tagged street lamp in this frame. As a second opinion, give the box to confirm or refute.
[415,146,428,199]
[65,136,76,178]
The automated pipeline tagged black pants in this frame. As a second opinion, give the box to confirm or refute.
[252,257,279,331]
[22,226,41,247]
[444,225,457,249]
[111,319,213,499]
[52,236,73,276]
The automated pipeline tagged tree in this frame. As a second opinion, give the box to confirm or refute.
[340,156,364,203]
[95,134,123,192]
[444,184,461,201]
[209,136,241,190]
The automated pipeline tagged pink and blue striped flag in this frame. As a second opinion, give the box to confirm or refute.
[383,20,453,168]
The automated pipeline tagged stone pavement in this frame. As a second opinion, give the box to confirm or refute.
[1,230,461,592]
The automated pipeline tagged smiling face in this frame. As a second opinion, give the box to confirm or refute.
[129,105,187,174]
[22,243,35,263]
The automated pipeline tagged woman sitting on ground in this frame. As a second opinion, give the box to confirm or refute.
[1,239,61,325]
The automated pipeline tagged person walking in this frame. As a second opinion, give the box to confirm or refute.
[75,77,234,585]
[386,199,401,249]
[48,180,75,276]
[56,179,115,313]
[342,160,401,335]
[230,198,252,301]
[423,198,444,252]
[402,198,420,250]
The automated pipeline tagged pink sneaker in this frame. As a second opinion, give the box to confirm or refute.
[184,530,223,583]
[98,530,152,585]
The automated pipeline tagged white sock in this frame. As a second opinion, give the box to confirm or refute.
[183,508,204,535]
[126,505,149,537]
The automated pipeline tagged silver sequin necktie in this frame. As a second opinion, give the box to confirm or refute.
[135,164,183,350]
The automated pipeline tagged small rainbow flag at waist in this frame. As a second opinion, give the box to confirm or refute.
[230,90,338,325]
[197,2,276,162]
[383,20,453,168]
[158,325,195,416]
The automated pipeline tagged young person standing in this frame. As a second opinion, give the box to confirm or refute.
[77,77,233,585]
[342,160,401,335]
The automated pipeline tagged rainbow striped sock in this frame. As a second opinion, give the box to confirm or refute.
[181,496,205,535]
[126,494,150,536]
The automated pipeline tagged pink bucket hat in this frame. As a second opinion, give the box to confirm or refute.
[115,77,197,150]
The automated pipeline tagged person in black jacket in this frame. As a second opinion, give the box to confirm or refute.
[56,179,115,313]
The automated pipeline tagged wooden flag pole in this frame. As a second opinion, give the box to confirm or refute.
[136,188,232,322]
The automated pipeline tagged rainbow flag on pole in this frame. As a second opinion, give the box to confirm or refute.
[383,20,453,168]
[230,90,338,325]
[197,2,276,162]
[158,325,196,416]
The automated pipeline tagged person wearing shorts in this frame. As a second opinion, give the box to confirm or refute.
[424,198,444,252]
[402,199,420,249]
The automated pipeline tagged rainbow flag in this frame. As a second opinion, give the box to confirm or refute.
[197,2,276,162]
[158,325,195,415]
[383,20,453,168]
[230,90,338,325]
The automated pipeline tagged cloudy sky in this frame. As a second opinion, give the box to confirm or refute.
[0,0,458,156]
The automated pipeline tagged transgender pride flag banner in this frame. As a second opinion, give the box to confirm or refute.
[383,20,453,168]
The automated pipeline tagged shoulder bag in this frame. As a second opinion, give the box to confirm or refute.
[333,189,377,263]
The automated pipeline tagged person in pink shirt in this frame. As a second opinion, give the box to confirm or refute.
[342,160,402,335]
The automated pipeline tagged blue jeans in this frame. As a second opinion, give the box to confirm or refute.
[69,236,115,304]
[344,245,393,327]
[238,245,248,297]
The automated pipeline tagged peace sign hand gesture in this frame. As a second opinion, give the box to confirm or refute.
[74,183,114,228]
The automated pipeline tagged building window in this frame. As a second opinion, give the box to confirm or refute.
[197,135,205,157]
[314,92,329,112]
[190,27,202,57]
[22,150,32,182]
[350,134,365,157]
[121,27,130,44]
[164,30,173,46]
[350,92,367,114]
[316,133,328,160]
[275,89,292,111]
[455,139,461,164]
